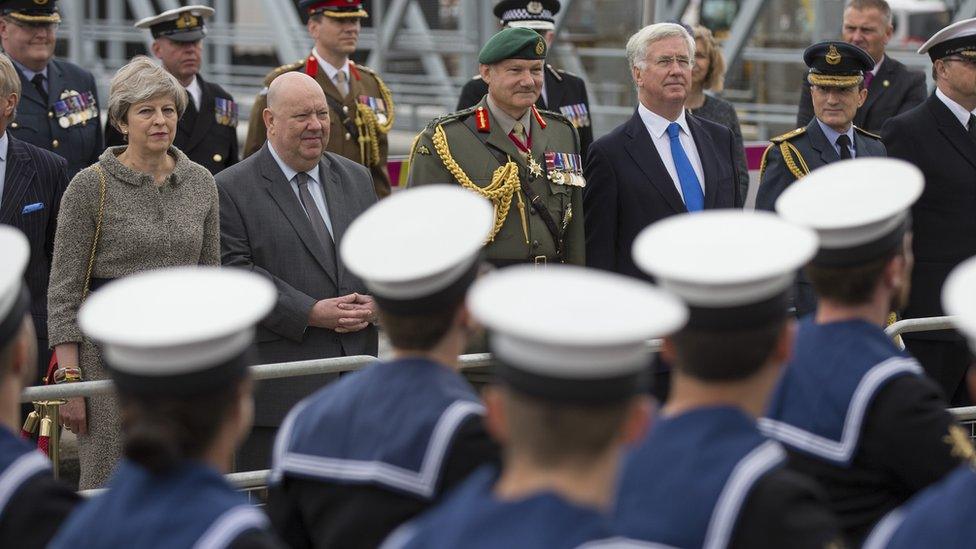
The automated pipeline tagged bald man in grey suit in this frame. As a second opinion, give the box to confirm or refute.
[217,72,378,471]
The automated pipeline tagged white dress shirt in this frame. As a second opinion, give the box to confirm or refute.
[637,103,705,201]
[0,132,8,203]
[936,87,976,129]
[185,75,202,110]
[313,48,350,94]
[816,118,857,158]
[268,142,334,239]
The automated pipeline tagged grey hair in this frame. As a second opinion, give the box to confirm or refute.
[0,53,20,100]
[107,55,187,131]
[626,23,696,71]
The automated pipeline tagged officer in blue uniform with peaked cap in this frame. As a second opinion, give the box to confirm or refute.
[49,267,284,549]
[616,210,840,548]
[0,0,102,179]
[381,263,687,549]
[267,186,501,549]
[0,226,78,549]
[861,256,976,549]
[762,158,967,546]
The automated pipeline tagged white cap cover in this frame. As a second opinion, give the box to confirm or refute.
[943,257,976,354]
[918,17,976,59]
[0,226,30,346]
[79,267,275,394]
[340,186,493,312]
[469,264,687,401]
[776,158,922,265]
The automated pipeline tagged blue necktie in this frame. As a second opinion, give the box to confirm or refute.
[667,122,704,212]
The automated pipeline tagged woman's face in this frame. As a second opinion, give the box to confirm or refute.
[692,38,710,87]
[119,94,179,155]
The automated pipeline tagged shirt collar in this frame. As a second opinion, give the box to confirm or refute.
[0,131,9,163]
[816,118,855,150]
[637,103,691,139]
[485,95,533,138]
[936,87,975,128]
[185,75,202,106]
[11,59,47,82]
[871,55,884,76]
[313,48,350,82]
[267,142,319,185]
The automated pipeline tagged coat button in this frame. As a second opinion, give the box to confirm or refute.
[10,122,17,129]
[342,105,349,114]
[345,132,351,140]
[52,139,59,148]
[213,154,223,162]
[48,111,53,118]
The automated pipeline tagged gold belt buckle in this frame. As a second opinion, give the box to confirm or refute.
[533,255,547,267]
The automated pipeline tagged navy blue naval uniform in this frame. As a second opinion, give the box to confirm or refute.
[760,318,964,544]
[50,459,278,549]
[267,358,499,549]
[381,466,629,549]
[614,406,839,549]
[0,425,78,549]
[9,58,103,180]
[862,464,976,549]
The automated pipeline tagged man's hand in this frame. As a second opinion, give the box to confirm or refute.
[309,294,373,332]
[60,397,88,435]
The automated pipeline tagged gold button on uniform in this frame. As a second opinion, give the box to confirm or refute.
[345,132,351,140]
[48,111,53,118]
[52,139,59,148]
[213,154,223,163]
[10,122,17,129]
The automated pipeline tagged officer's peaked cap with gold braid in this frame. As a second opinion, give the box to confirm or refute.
[803,41,874,88]
[0,0,60,24]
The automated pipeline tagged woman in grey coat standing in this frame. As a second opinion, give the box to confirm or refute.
[47,56,220,489]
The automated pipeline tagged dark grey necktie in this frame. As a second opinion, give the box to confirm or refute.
[296,172,334,251]
[836,134,852,160]
[31,73,47,103]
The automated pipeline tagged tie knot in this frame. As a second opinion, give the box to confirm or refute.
[512,121,526,139]
[31,73,44,85]
[667,122,681,139]
[335,71,347,83]
[295,172,310,187]
[836,134,851,146]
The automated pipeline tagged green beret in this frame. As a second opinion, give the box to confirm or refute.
[478,27,547,64]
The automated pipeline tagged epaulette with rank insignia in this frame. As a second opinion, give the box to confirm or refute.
[854,126,882,140]
[770,126,806,144]
[263,59,305,87]
[763,127,810,180]
[423,106,479,131]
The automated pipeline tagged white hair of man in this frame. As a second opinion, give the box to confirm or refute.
[626,22,696,71]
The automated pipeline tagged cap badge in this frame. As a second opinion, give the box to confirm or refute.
[176,13,198,29]
[826,45,842,65]
[527,1,543,14]
[535,38,546,56]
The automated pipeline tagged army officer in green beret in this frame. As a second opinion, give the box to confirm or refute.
[407,27,584,266]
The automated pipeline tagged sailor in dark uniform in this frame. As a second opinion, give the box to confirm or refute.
[861,257,976,549]
[0,0,102,179]
[456,0,593,158]
[267,186,501,548]
[103,5,239,175]
[761,158,967,546]
[0,227,78,549]
[380,263,687,549]
[616,211,841,548]
[49,267,284,549]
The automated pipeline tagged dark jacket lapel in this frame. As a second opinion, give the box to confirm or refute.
[45,59,64,107]
[622,110,686,213]
[182,74,217,153]
[928,94,976,170]
[807,118,840,164]
[687,113,718,208]
[258,144,338,283]
[0,137,35,222]
[858,56,890,122]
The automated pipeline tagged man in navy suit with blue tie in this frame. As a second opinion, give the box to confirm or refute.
[583,22,738,281]
[0,52,68,385]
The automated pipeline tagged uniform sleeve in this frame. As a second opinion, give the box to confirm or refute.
[47,170,98,346]
[405,129,453,187]
[796,83,815,128]
[754,145,792,212]
[438,415,501,494]
[864,375,965,491]
[243,91,269,159]
[732,468,842,549]
[0,473,81,549]
[898,71,928,116]
[582,140,618,271]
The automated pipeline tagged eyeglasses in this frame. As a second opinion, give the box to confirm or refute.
[653,55,693,69]
[946,55,976,68]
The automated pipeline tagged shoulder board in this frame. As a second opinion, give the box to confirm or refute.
[854,126,882,140]
[469,74,483,81]
[770,126,806,144]
[426,106,478,129]
[546,64,563,82]
[555,68,580,78]
[537,108,574,126]
[264,59,304,86]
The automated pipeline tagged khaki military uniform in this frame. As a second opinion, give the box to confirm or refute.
[244,57,394,199]
[407,97,584,266]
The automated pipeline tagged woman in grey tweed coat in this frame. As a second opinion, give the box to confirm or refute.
[47,57,220,489]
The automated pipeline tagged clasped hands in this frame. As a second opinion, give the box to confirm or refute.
[309,293,377,333]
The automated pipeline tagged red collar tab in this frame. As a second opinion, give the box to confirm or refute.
[304,55,318,78]
[475,107,490,133]
[531,105,547,129]
[348,62,361,81]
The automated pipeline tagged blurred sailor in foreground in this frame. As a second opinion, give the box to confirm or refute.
[267,186,500,548]
[0,227,78,549]
[105,5,239,175]
[50,267,284,548]
[615,211,841,548]
[456,0,593,158]
[761,159,965,546]
[381,264,687,548]
[862,257,976,549]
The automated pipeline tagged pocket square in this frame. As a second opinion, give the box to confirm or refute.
[22,202,44,214]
